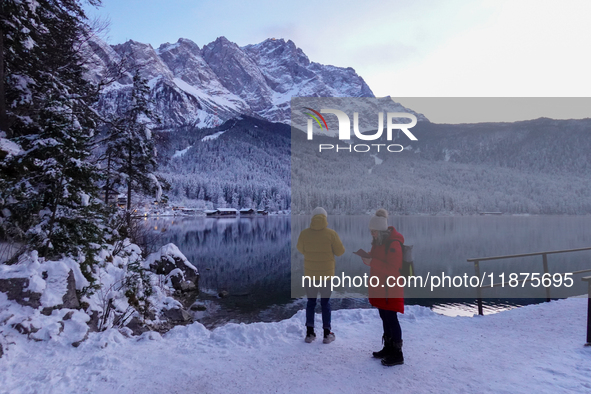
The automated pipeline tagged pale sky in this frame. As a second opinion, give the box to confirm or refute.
[85,0,591,123]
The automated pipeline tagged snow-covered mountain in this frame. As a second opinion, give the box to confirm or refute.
[86,35,374,128]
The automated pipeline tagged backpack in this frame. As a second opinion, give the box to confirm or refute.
[384,239,415,278]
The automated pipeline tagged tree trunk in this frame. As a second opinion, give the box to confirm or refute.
[127,140,132,211]
[43,173,65,258]
[104,151,111,205]
[0,25,8,137]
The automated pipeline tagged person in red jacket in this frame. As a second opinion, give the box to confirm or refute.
[361,208,405,366]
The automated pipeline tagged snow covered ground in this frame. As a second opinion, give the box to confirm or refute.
[1,298,590,393]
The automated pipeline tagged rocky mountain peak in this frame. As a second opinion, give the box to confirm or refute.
[157,37,218,89]
[112,40,173,81]
[201,37,272,113]
[243,38,310,67]
[90,34,377,127]
[158,38,201,55]
[203,36,238,51]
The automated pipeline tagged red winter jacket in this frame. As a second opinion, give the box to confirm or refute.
[368,226,405,313]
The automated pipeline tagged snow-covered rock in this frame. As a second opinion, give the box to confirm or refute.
[142,243,199,292]
[0,135,22,159]
[0,277,41,308]
[0,252,85,310]
[0,241,201,353]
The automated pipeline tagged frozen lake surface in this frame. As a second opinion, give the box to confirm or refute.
[143,215,591,326]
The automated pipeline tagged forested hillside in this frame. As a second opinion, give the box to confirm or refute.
[291,117,591,214]
[157,116,291,210]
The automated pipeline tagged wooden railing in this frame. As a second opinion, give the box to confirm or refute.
[467,247,591,316]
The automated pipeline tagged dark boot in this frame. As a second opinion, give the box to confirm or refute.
[372,335,391,359]
[305,326,316,343]
[323,328,335,344]
[381,339,404,366]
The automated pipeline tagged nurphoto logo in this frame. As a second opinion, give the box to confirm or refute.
[304,107,418,153]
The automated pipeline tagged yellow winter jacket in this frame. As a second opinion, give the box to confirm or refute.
[296,215,345,279]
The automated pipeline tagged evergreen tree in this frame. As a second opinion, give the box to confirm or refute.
[103,70,160,216]
[0,0,41,136]
[0,0,108,259]
[258,190,267,210]
[275,193,284,211]
[231,191,240,209]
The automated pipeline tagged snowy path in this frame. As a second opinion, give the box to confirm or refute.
[1,298,591,393]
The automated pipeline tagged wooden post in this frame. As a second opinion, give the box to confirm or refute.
[542,254,551,302]
[474,260,483,316]
[583,276,591,346]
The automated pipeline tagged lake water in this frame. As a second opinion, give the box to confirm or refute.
[144,215,591,327]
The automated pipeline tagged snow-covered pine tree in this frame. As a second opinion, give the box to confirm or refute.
[231,191,240,209]
[259,189,268,211]
[0,0,42,137]
[104,70,160,217]
[0,0,110,260]
[274,193,283,211]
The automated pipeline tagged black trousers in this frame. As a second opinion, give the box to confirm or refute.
[378,308,402,342]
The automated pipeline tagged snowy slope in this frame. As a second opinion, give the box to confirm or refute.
[0,298,589,393]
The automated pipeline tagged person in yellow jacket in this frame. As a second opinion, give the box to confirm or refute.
[297,207,345,344]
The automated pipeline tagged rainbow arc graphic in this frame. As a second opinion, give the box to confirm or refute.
[303,107,328,132]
